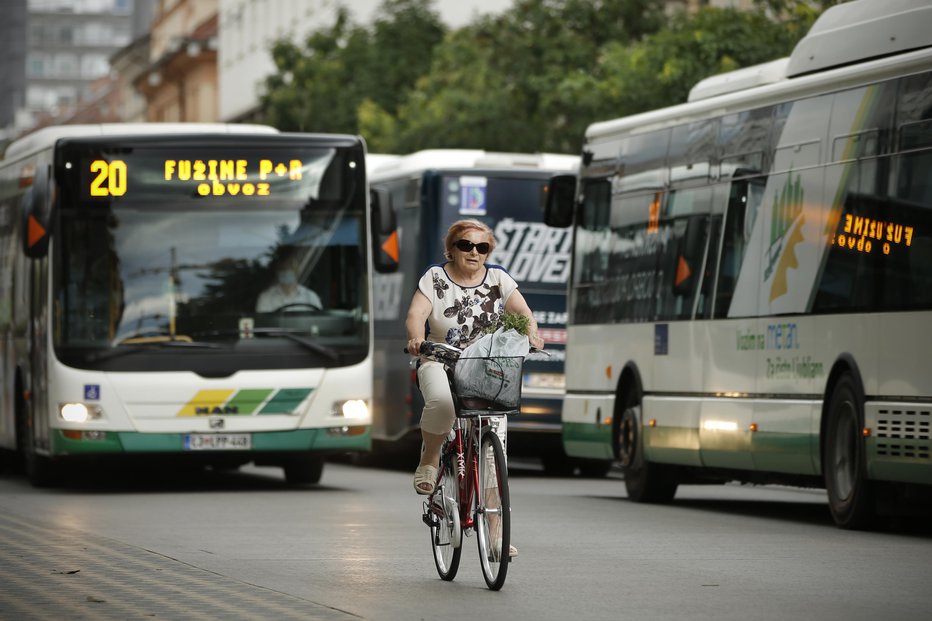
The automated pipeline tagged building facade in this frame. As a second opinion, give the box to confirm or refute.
[22,0,140,129]
[0,0,28,146]
[135,0,219,122]
[1,0,155,142]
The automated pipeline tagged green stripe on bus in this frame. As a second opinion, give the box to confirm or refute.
[562,421,613,460]
[258,388,313,414]
[227,388,274,414]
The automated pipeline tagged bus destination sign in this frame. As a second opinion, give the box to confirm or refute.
[86,157,306,199]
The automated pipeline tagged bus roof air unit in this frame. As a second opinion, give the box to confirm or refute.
[688,0,932,103]
[688,57,789,103]
[785,0,932,78]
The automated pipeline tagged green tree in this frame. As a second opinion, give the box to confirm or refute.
[366,0,665,152]
[262,0,827,154]
[259,0,445,135]
[586,5,818,123]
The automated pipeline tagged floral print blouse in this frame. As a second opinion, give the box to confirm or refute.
[416,263,519,349]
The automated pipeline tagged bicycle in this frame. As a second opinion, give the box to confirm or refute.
[407,339,529,591]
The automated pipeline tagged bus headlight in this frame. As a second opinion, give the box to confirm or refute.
[334,399,369,420]
[59,402,102,423]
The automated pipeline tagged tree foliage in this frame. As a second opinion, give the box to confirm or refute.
[259,0,445,135]
[260,0,827,153]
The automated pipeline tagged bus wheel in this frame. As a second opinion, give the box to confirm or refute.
[283,454,325,485]
[618,400,677,504]
[823,374,874,529]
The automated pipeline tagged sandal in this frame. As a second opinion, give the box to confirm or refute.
[492,539,518,559]
[413,464,438,495]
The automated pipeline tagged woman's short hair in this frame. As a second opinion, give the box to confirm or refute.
[443,219,496,260]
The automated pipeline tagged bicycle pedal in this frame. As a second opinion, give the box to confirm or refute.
[421,501,435,527]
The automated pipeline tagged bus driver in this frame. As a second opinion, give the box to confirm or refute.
[256,253,322,312]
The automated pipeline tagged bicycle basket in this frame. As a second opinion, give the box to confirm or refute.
[453,354,525,410]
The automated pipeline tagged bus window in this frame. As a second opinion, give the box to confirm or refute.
[814,73,932,313]
[719,107,771,177]
[617,130,669,192]
[659,187,713,320]
[885,72,932,310]
[714,176,765,318]
[668,119,717,183]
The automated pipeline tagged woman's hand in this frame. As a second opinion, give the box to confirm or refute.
[407,337,424,355]
[529,333,544,351]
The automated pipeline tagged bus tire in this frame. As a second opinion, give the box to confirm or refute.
[618,397,677,504]
[823,373,874,529]
[283,454,325,485]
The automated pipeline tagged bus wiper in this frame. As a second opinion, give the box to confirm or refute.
[252,328,342,363]
[85,339,221,362]
[189,328,342,363]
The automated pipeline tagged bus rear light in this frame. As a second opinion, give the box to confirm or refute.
[59,402,102,423]
[863,427,872,437]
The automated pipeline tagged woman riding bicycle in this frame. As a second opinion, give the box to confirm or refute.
[405,219,544,556]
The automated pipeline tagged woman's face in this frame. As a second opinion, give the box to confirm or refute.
[450,228,492,274]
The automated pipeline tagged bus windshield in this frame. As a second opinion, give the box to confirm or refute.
[52,141,368,373]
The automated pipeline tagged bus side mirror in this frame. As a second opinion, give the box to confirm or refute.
[21,165,52,258]
[544,174,576,228]
[370,187,398,273]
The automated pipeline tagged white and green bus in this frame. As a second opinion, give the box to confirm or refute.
[0,123,388,485]
[546,0,932,527]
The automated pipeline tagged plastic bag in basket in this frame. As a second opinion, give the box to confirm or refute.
[454,328,530,408]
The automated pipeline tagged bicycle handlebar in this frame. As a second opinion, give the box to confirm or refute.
[404,340,544,359]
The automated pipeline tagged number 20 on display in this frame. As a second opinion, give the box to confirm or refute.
[90,159,127,197]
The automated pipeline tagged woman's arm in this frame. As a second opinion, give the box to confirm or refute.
[405,290,432,355]
[504,290,544,350]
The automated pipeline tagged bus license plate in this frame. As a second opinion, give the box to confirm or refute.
[184,433,252,451]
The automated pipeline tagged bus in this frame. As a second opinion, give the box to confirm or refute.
[0,123,388,485]
[545,0,932,527]
[368,150,608,473]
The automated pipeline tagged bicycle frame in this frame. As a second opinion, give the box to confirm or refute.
[449,416,490,532]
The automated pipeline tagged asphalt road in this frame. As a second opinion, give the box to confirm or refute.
[1,459,930,620]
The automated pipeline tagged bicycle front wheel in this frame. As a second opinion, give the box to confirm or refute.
[430,454,462,581]
[476,428,510,590]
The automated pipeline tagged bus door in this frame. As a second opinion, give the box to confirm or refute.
[699,177,764,470]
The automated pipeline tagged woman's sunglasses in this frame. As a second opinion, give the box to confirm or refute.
[454,239,491,254]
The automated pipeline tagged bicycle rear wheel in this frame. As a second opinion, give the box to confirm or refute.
[476,428,510,590]
[429,454,462,580]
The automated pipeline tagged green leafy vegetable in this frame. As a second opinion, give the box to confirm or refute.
[487,312,530,336]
